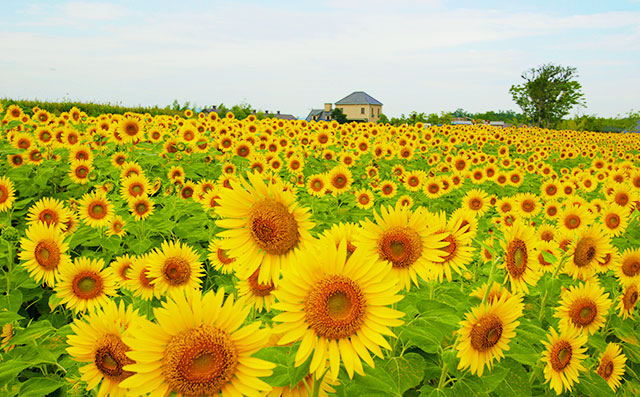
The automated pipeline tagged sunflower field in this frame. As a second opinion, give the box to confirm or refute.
[1,103,639,396]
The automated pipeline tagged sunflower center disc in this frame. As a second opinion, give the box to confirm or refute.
[0,187,6,201]
[623,285,638,309]
[622,257,640,277]
[34,239,61,270]
[305,275,366,340]
[94,334,134,380]
[615,193,628,206]
[565,215,581,229]
[569,298,597,326]
[248,199,300,256]
[469,314,503,351]
[217,249,235,265]
[606,214,620,227]
[163,257,191,286]
[506,239,528,277]
[40,210,56,224]
[440,234,457,262]
[131,184,143,195]
[597,357,614,380]
[378,226,422,268]
[248,269,275,297]
[522,200,534,212]
[574,238,596,268]
[550,340,573,371]
[469,198,482,210]
[72,272,103,299]
[135,202,148,214]
[162,325,238,395]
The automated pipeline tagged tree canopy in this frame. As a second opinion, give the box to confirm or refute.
[509,63,585,128]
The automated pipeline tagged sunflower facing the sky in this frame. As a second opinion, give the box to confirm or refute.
[120,288,275,396]
[541,326,588,395]
[66,300,141,396]
[272,239,404,380]
[456,293,524,376]
[357,204,448,290]
[215,172,315,284]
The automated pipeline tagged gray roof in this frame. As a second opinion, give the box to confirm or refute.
[335,91,382,106]
[305,109,332,122]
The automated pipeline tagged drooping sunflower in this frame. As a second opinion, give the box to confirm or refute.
[499,221,542,294]
[272,239,404,380]
[554,281,612,335]
[120,288,274,396]
[78,190,114,228]
[18,221,71,287]
[595,342,627,392]
[146,240,203,297]
[207,239,236,274]
[55,257,118,313]
[66,300,142,397]
[565,226,612,281]
[26,197,69,230]
[541,326,588,395]
[215,172,315,284]
[456,294,524,376]
[0,176,16,212]
[357,204,448,290]
[237,268,276,312]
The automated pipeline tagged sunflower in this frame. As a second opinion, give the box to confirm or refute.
[267,372,337,397]
[146,240,203,296]
[403,170,425,192]
[423,177,443,199]
[55,257,118,313]
[26,197,69,230]
[69,160,93,185]
[327,165,353,196]
[462,189,490,217]
[541,326,588,395]
[557,205,594,233]
[120,161,143,180]
[616,248,640,286]
[396,194,414,208]
[469,281,512,304]
[307,174,328,197]
[514,192,541,218]
[66,300,141,397]
[237,268,276,312]
[117,117,143,143]
[541,180,561,200]
[109,254,135,285]
[358,205,448,289]
[378,180,397,198]
[554,281,612,335]
[456,294,524,376]
[537,240,560,273]
[449,207,479,241]
[272,239,404,380]
[353,188,374,210]
[215,172,315,284]
[0,176,16,212]
[606,183,636,210]
[320,222,361,259]
[106,215,126,238]
[207,239,236,274]
[120,288,274,396]
[129,196,154,221]
[119,174,151,202]
[18,221,71,287]
[565,227,612,281]
[596,343,627,392]
[495,197,515,216]
[126,254,160,300]
[426,211,475,282]
[499,221,542,294]
[616,282,638,320]
[78,191,114,228]
[600,205,628,237]
[7,153,25,168]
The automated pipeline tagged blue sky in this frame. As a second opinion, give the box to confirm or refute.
[1,0,638,119]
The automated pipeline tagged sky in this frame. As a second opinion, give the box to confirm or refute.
[1,0,639,119]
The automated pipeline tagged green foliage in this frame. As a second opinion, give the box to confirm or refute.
[509,63,586,128]
[331,108,348,124]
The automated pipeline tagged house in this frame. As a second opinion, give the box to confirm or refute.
[451,117,473,125]
[306,91,383,123]
[263,110,297,121]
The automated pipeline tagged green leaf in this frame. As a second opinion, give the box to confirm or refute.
[384,353,425,394]
[478,359,511,392]
[450,375,487,397]
[19,377,63,397]
[349,353,425,396]
[505,340,539,367]
[541,249,557,264]
[575,370,615,397]
[9,320,55,346]
[253,345,290,387]
[0,310,24,324]
[401,318,446,354]
[493,361,531,397]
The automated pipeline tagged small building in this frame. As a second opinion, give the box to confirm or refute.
[263,110,297,121]
[306,91,383,123]
[451,117,473,125]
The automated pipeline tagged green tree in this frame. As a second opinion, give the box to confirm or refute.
[509,63,585,128]
[331,108,348,124]
[378,113,390,124]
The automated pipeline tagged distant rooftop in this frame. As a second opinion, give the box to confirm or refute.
[335,91,383,106]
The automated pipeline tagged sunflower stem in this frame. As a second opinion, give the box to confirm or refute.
[482,256,500,304]
[311,367,330,397]
[437,361,448,390]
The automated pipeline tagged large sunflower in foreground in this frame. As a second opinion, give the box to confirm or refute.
[19,221,71,287]
[554,281,612,335]
[456,293,524,376]
[146,240,203,297]
[272,240,404,380]
[596,342,627,392]
[66,300,141,396]
[499,221,542,294]
[357,204,448,290]
[541,326,588,395]
[55,257,118,313]
[120,288,274,396]
[215,172,314,284]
